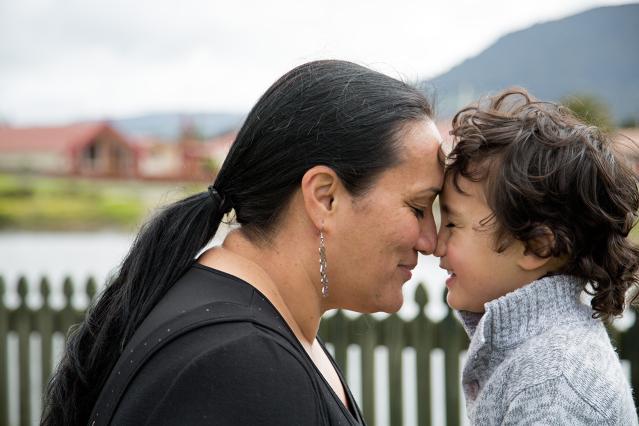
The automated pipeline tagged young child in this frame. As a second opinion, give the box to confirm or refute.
[435,88,639,425]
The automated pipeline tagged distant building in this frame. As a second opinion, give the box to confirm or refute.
[129,127,237,182]
[180,129,237,181]
[132,136,183,180]
[0,122,138,178]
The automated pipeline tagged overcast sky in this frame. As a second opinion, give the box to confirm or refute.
[0,0,631,125]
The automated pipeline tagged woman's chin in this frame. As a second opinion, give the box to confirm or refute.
[375,293,404,314]
[339,287,404,314]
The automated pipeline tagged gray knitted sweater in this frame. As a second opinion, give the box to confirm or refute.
[457,274,638,425]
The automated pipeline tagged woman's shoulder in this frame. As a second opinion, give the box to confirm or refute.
[109,263,329,424]
[147,319,315,381]
[154,317,310,369]
[129,263,291,346]
[130,263,312,377]
[112,314,324,425]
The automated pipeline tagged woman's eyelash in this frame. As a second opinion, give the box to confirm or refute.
[411,206,425,218]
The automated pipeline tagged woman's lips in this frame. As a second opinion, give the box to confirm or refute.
[398,264,416,280]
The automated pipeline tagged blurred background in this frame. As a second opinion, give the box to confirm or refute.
[0,1,638,425]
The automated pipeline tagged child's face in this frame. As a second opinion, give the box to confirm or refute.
[435,175,531,313]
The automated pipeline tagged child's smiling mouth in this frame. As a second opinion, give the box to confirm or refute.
[444,269,456,286]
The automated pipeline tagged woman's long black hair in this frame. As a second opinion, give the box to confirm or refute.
[41,60,433,425]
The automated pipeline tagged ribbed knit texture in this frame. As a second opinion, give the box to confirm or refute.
[457,274,638,425]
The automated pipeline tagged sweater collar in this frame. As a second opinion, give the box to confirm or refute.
[457,274,594,349]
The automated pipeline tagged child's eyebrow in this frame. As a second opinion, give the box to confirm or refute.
[441,202,461,217]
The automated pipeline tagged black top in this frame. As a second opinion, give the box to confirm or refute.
[101,264,365,426]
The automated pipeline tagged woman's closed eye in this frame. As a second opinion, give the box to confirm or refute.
[410,205,425,219]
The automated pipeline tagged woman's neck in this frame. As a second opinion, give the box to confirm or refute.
[199,229,323,346]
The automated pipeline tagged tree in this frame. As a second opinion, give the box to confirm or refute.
[620,117,638,128]
[560,94,614,132]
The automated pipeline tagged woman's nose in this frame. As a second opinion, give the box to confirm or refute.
[416,214,437,255]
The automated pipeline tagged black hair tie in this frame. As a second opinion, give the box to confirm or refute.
[208,185,233,213]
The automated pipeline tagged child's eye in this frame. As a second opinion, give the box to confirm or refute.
[445,222,456,228]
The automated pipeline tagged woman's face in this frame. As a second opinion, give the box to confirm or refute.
[328,119,444,313]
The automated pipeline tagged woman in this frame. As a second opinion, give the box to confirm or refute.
[42,60,444,426]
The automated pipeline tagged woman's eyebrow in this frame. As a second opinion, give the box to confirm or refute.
[415,186,442,198]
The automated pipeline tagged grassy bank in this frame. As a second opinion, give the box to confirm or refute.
[2,173,639,241]
[0,174,200,231]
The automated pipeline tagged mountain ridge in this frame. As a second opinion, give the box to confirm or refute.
[110,4,639,139]
[425,3,639,122]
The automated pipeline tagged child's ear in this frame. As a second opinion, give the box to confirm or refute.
[517,226,555,271]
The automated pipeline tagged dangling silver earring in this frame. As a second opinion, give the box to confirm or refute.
[319,229,329,297]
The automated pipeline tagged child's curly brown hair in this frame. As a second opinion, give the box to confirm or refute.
[446,88,639,322]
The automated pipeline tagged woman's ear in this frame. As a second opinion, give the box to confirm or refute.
[517,226,556,271]
[301,166,339,230]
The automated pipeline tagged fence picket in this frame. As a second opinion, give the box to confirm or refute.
[36,277,54,393]
[0,277,8,426]
[352,315,377,426]
[16,277,30,426]
[438,291,468,426]
[385,314,404,426]
[411,284,433,426]
[618,314,639,410]
[325,310,349,378]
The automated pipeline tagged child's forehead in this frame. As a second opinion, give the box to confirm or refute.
[442,173,486,199]
[440,174,492,215]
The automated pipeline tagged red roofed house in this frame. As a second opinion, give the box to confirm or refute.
[179,128,237,181]
[121,118,239,182]
[129,129,237,182]
[0,122,138,178]
[133,136,183,180]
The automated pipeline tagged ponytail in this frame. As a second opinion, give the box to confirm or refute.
[42,190,229,425]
